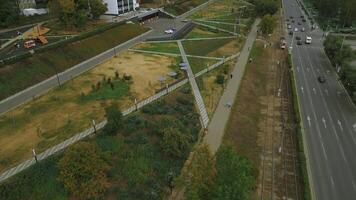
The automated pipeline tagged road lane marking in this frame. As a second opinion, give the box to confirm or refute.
[321,141,328,160]
[307,115,311,127]
[324,89,329,96]
[312,87,316,94]
[330,176,335,187]
[322,117,326,128]
[353,180,356,191]
[296,66,300,72]
[337,120,343,132]
[301,86,304,93]
[340,146,347,163]
[317,68,320,73]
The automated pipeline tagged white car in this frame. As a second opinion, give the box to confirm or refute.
[164,29,174,34]
[294,27,298,32]
[287,24,292,29]
[305,36,312,44]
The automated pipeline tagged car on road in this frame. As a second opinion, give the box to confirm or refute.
[302,18,306,22]
[290,16,294,19]
[296,36,301,40]
[305,36,312,44]
[298,22,301,25]
[301,15,304,18]
[318,76,326,83]
[291,19,295,23]
[294,27,298,32]
[297,40,302,45]
[301,27,305,32]
[288,24,292,29]
[289,31,293,35]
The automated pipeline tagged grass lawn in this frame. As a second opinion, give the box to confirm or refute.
[164,0,209,16]
[196,60,235,117]
[0,51,178,172]
[0,23,149,101]
[185,26,230,39]
[134,42,181,54]
[0,87,201,200]
[183,38,234,56]
[221,41,270,199]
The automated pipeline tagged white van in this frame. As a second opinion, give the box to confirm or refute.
[305,36,312,44]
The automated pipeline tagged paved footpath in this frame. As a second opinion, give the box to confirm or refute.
[177,40,210,128]
[204,19,260,153]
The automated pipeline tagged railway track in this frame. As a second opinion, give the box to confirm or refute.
[260,45,301,199]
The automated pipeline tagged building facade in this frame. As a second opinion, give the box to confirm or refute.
[18,0,36,10]
[103,0,139,15]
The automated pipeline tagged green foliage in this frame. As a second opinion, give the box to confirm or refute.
[181,144,216,200]
[80,79,129,102]
[216,74,225,85]
[253,0,279,16]
[103,105,124,135]
[56,0,107,28]
[323,35,356,94]
[210,145,255,200]
[58,141,110,199]
[0,0,19,27]
[160,127,193,158]
[0,157,67,200]
[259,14,277,34]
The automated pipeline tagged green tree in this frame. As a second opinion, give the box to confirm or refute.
[180,144,216,200]
[210,145,255,200]
[259,14,277,35]
[254,0,279,16]
[0,0,19,28]
[160,127,193,158]
[216,74,225,85]
[58,142,109,199]
[103,104,124,135]
[89,0,107,19]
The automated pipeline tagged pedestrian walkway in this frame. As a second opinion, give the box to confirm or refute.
[177,40,210,128]
[204,18,260,153]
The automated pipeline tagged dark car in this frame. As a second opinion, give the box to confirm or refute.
[286,18,290,22]
[302,18,306,22]
[290,16,294,19]
[292,20,295,23]
[301,15,304,18]
[318,76,326,83]
[289,31,293,35]
[297,40,302,45]
[296,36,301,40]
[298,22,302,25]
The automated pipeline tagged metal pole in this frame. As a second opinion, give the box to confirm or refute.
[56,73,61,86]
[32,149,38,163]
[92,120,97,133]
[135,98,138,110]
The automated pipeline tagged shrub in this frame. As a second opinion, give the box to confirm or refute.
[160,127,193,158]
[58,142,110,199]
[103,104,123,135]
[216,74,225,85]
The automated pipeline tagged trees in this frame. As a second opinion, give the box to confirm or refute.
[259,14,277,35]
[0,0,19,28]
[180,144,216,200]
[58,142,109,199]
[103,104,124,135]
[160,127,193,158]
[254,0,279,16]
[52,0,107,28]
[210,145,255,200]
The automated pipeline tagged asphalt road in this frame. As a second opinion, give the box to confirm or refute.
[282,0,356,199]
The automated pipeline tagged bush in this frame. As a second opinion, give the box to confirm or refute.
[103,105,123,135]
[58,142,110,199]
[160,127,193,158]
[216,74,225,85]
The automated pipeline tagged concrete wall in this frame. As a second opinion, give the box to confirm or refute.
[103,0,119,15]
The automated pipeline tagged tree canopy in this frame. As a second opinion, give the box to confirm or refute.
[259,14,277,35]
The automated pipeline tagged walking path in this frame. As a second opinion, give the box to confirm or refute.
[204,18,260,153]
[177,40,209,128]
[195,19,247,27]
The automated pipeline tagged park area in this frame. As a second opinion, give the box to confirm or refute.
[0,46,181,172]
[0,87,201,199]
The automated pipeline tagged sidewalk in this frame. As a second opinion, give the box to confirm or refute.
[204,18,260,154]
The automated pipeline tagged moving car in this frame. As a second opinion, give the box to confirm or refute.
[288,24,292,29]
[296,36,301,40]
[289,31,293,35]
[305,36,312,44]
[301,27,305,32]
[297,40,302,45]
[24,40,36,49]
[318,76,326,83]
[294,27,298,32]
[298,22,301,25]
[302,18,306,22]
